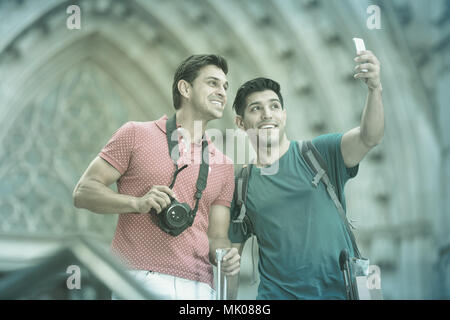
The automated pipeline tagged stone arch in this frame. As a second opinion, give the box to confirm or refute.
[0,0,447,299]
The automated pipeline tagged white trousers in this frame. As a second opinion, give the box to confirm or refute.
[112,270,216,300]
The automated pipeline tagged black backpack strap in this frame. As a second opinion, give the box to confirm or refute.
[232,164,255,237]
[298,140,362,259]
[233,165,250,223]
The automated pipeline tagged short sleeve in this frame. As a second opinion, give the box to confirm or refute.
[211,163,235,208]
[311,133,358,211]
[312,133,359,184]
[99,122,135,175]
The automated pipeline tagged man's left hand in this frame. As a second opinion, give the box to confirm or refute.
[354,50,382,91]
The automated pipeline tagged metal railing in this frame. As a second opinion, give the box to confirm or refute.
[0,234,156,300]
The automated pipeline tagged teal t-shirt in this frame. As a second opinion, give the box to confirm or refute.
[229,134,358,299]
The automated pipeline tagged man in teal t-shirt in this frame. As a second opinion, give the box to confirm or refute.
[227,50,384,299]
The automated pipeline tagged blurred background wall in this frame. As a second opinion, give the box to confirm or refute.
[0,0,449,299]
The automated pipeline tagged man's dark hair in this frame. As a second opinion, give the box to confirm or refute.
[172,54,228,110]
[232,77,284,117]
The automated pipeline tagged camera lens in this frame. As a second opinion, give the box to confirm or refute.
[165,204,189,228]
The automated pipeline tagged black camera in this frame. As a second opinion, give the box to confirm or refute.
[157,197,194,236]
[152,114,209,237]
[152,161,207,237]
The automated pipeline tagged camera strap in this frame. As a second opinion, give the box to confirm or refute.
[166,114,209,221]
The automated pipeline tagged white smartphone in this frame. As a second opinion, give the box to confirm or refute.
[352,38,368,73]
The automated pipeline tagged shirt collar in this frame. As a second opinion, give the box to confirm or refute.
[155,115,215,154]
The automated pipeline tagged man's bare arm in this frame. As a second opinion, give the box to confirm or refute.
[73,156,175,214]
[341,50,384,168]
[208,205,242,299]
[207,205,240,273]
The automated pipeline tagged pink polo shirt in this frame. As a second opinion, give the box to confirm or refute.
[99,115,234,288]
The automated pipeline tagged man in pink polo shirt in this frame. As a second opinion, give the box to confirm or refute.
[73,54,240,299]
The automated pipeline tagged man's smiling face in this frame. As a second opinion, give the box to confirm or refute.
[236,89,287,148]
[188,64,228,120]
